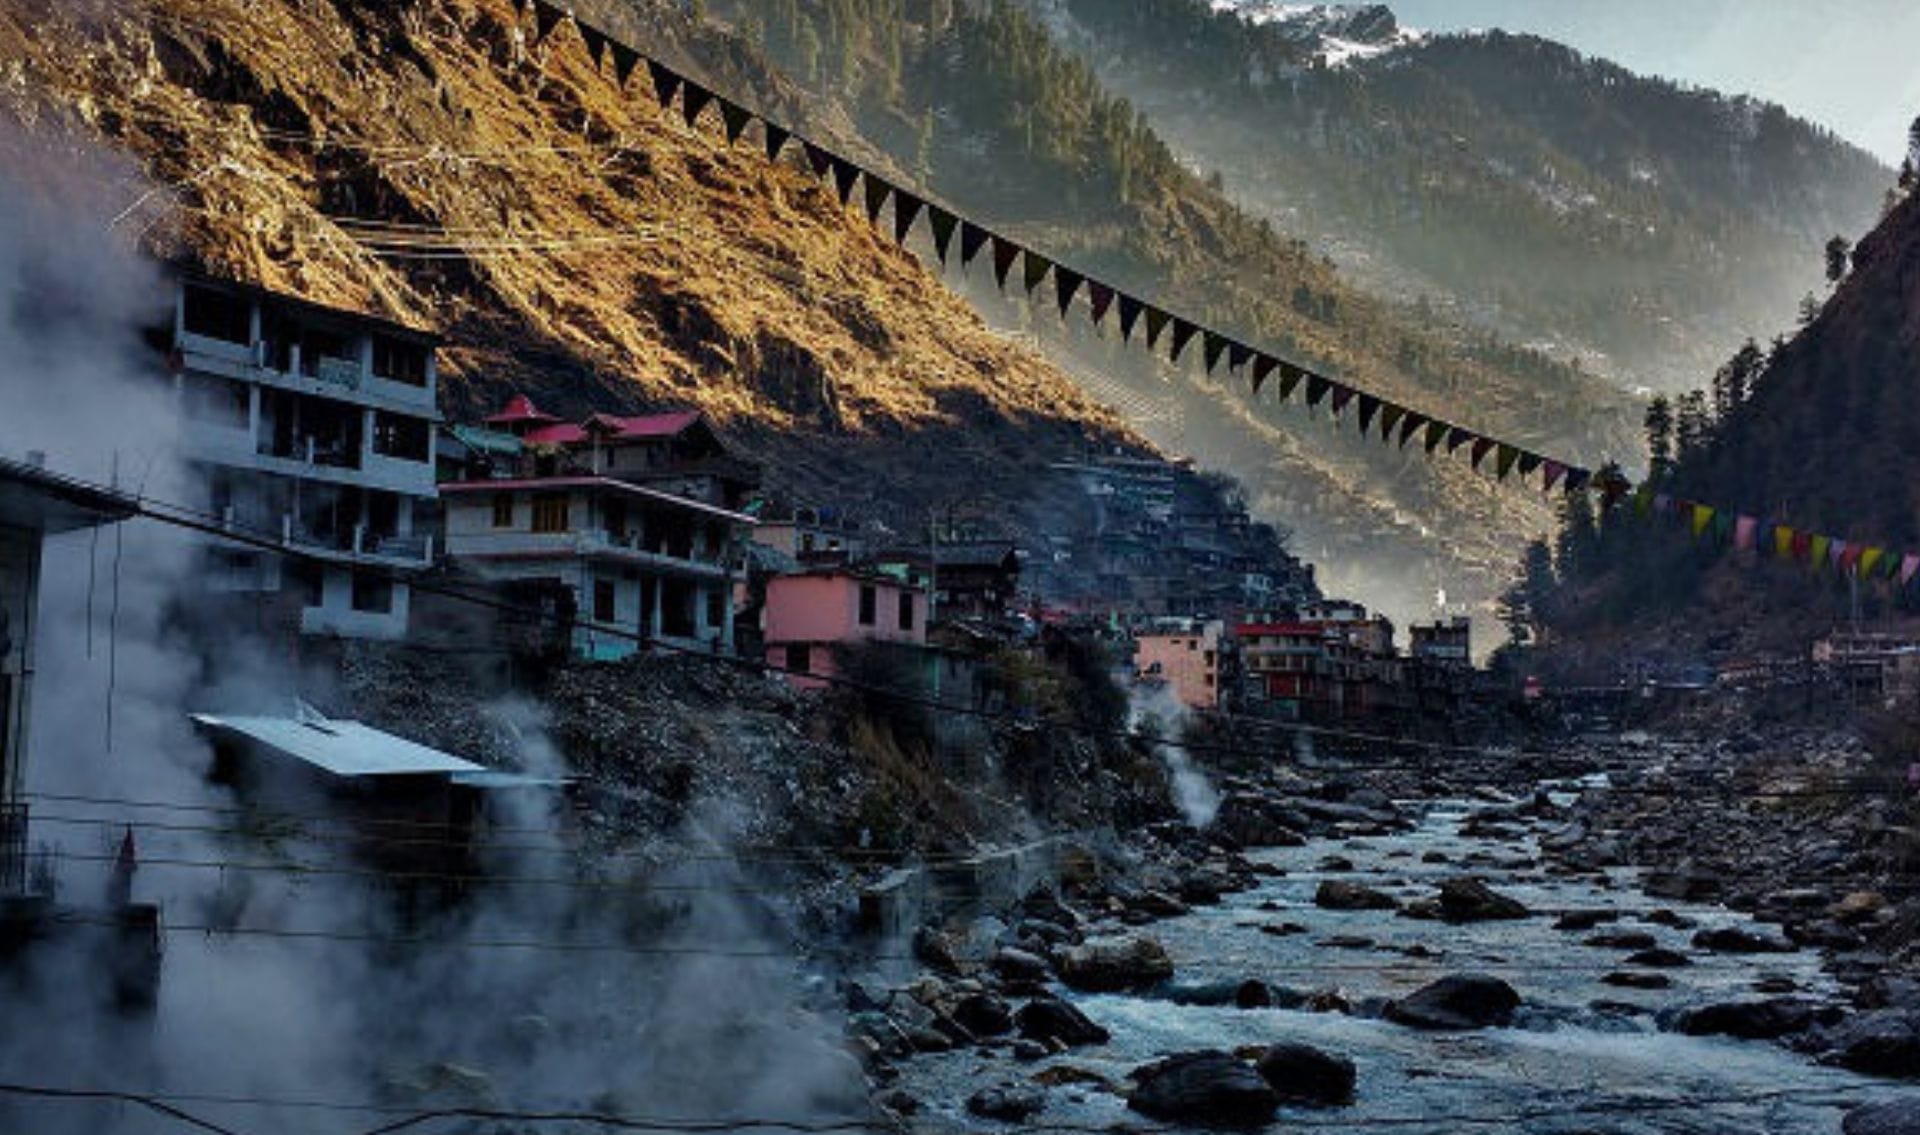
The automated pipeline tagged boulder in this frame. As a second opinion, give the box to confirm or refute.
[1821,1010,1920,1079]
[1584,931,1658,950]
[1844,1100,1920,1135]
[1694,926,1796,954]
[989,947,1052,984]
[1830,892,1890,926]
[1314,880,1400,911]
[1059,935,1175,992]
[1668,998,1840,1040]
[1602,972,1672,990]
[1209,794,1307,848]
[950,993,1015,1039]
[1255,1043,1356,1106]
[1554,910,1619,931]
[1128,1051,1279,1127]
[1625,948,1692,969]
[1015,997,1111,1047]
[967,1084,1045,1122]
[1435,877,1531,922]
[1383,974,1521,1030]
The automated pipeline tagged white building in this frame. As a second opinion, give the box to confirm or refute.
[439,397,758,661]
[169,278,441,640]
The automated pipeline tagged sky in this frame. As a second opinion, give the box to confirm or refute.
[1386,0,1920,166]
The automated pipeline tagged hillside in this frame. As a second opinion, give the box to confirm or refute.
[693,0,1639,622]
[1528,182,1920,666]
[0,0,1143,531]
[1035,0,1891,392]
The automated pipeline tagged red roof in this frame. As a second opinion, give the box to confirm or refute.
[485,394,559,425]
[522,410,703,448]
[1237,622,1333,638]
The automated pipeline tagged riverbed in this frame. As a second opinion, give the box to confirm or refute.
[888,792,1915,1132]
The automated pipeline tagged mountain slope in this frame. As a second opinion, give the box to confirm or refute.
[0,0,1140,528]
[694,0,1640,622]
[1038,0,1891,391]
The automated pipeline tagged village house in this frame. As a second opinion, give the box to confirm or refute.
[1132,618,1227,710]
[1236,602,1407,723]
[437,396,759,661]
[0,456,138,894]
[168,277,441,640]
[762,565,927,690]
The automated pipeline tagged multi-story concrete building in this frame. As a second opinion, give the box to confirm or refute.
[1133,618,1226,710]
[169,277,440,640]
[439,396,758,660]
[762,566,927,689]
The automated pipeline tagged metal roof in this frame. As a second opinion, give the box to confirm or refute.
[0,457,139,535]
[190,708,485,779]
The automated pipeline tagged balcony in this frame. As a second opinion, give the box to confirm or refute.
[447,527,729,578]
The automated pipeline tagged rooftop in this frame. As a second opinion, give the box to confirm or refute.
[190,708,484,778]
[0,456,139,535]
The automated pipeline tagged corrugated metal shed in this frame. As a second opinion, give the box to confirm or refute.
[190,708,485,779]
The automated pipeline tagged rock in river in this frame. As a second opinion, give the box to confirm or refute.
[1693,926,1796,954]
[1255,1043,1356,1106]
[1128,1051,1279,1127]
[1015,997,1111,1048]
[1058,935,1174,992]
[1314,880,1400,911]
[1435,877,1531,922]
[1820,1010,1920,1079]
[967,1083,1045,1122]
[1383,974,1522,1031]
[1667,997,1841,1040]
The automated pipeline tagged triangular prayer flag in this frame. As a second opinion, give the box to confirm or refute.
[1144,307,1171,349]
[1712,510,1735,542]
[1423,419,1447,453]
[1861,546,1884,577]
[1277,363,1305,402]
[681,80,715,127]
[1810,534,1832,568]
[1791,530,1813,562]
[1470,437,1495,469]
[959,220,989,266]
[1447,427,1473,454]
[610,42,641,87]
[1773,526,1794,558]
[579,23,609,70]
[532,0,564,43]
[1903,553,1920,586]
[1168,319,1199,362]
[1306,374,1331,408]
[1398,412,1426,448]
[1517,452,1543,477]
[863,174,891,224]
[1053,267,1083,317]
[1201,331,1228,374]
[1330,385,1354,416]
[926,206,958,262]
[718,99,753,144]
[762,121,791,161]
[1835,540,1857,572]
[991,236,1020,288]
[1654,493,1673,516]
[1378,404,1404,441]
[1633,486,1655,516]
[1542,460,1567,491]
[1495,443,1520,479]
[648,60,682,108]
[1564,468,1592,493]
[1088,282,1115,326]
[803,141,834,178]
[1227,342,1253,374]
[1356,393,1379,433]
[1022,250,1052,294]
[1250,355,1277,394]
[829,157,859,204]
[892,191,924,244]
[1117,295,1144,342]
[1734,515,1758,552]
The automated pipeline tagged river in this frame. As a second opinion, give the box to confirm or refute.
[889,790,1914,1132]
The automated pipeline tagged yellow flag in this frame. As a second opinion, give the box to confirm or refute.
[1690,504,1714,537]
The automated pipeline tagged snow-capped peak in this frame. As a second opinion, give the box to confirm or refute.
[1210,2,1425,67]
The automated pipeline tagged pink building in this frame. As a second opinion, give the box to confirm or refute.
[1134,619,1224,710]
[764,568,926,689]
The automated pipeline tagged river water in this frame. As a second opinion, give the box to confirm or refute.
[894,793,1916,1132]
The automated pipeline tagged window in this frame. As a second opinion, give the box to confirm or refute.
[593,579,616,623]
[784,643,811,674]
[491,493,514,528]
[857,585,877,626]
[898,591,915,631]
[181,373,249,426]
[371,412,431,462]
[1187,639,1197,651]
[706,588,726,633]
[371,335,428,386]
[531,493,570,533]
[351,573,394,614]
[182,285,251,344]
